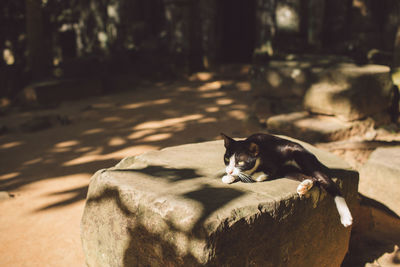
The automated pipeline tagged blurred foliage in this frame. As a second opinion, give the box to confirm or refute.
[1,0,400,99]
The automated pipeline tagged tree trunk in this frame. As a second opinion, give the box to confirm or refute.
[25,0,48,80]
[253,0,276,62]
[307,0,324,49]
[393,26,400,68]
[390,25,400,123]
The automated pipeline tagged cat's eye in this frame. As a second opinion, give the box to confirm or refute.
[224,156,230,162]
[237,161,245,166]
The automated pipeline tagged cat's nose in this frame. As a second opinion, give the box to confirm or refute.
[227,169,233,174]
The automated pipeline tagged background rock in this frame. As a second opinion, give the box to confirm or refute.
[359,146,400,216]
[267,112,353,142]
[343,194,400,267]
[250,60,312,99]
[304,63,393,122]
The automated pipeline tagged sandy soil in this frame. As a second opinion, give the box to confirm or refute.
[0,78,256,266]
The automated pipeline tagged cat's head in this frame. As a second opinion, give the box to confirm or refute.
[221,133,260,180]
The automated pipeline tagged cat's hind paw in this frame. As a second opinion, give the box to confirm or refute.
[296,179,314,196]
[222,175,236,184]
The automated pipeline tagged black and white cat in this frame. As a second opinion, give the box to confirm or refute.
[221,133,353,227]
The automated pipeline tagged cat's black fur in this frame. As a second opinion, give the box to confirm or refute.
[221,133,353,227]
[221,133,342,197]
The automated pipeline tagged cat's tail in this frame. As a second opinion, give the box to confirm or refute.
[313,170,353,227]
[293,150,353,227]
[333,195,353,227]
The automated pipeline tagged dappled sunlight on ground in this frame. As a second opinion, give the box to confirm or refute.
[55,140,80,148]
[120,98,171,110]
[133,114,204,130]
[0,78,255,196]
[62,145,157,167]
[0,76,254,266]
[0,141,24,149]
[0,175,87,266]
[0,172,20,180]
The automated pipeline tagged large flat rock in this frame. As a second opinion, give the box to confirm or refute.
[81,139,359,266]
[359,146,400,216]
[304,63,393,121]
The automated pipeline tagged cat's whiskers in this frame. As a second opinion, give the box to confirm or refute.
[238,172,255,183]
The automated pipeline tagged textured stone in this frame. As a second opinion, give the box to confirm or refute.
[19,79,103,107]
[343,194,400,267]
[359,146,400,216]
[267,111,353,142]
[0,191,11,201]
[81,139,358,267]
[304,63,393,121]
[249,56,352,99]
[250,61,312,98]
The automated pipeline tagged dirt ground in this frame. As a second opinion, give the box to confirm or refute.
[0,75,399,266]
[0,78,259,266]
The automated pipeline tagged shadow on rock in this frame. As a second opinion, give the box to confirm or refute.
[342,194,400,267]
[107,165,202,183]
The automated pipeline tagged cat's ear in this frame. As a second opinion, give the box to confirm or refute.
[249,142,259,156]
[221,133,234,148]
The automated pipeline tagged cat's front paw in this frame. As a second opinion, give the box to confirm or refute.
[255,173,269,182]
[296,179,314,196]
[222,175,236,184]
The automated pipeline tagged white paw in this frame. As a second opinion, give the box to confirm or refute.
[255,174,268,182]
[222,175,236,184]
[340,213,353,227]
[296,179,314,196]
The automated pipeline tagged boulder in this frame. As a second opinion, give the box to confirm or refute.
[250,60,313,98]
[266,111,353,142]
[342,195,400,267]
[81,139,359,267]
[304,63,393,122]
[359,146,400,216]
[19,79,103,107]
[249,55,353,99]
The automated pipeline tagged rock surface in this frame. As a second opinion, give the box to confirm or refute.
[266,111,353,142]
[249,55,355,99]
[20,79,103,107]
[0,191,12,201]
[303,63,393,121]
[359,146,400,216]
[343,194,400,267]
[251,64,308,98]
[81,139,359,267]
